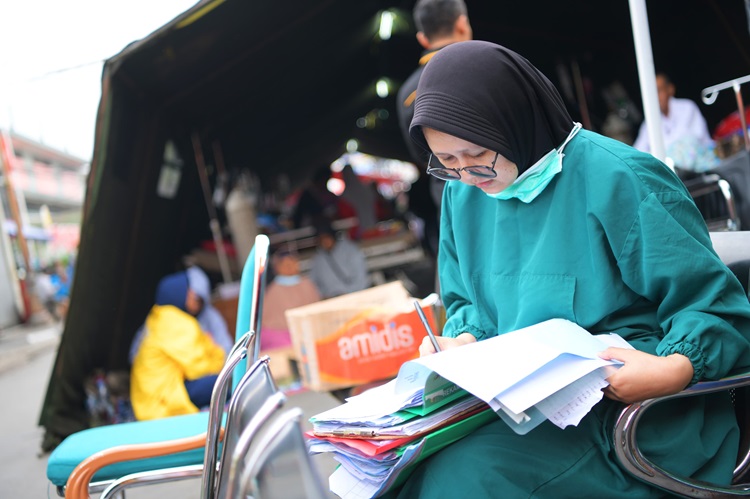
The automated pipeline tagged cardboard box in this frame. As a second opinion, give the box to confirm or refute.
[285,281,441,391]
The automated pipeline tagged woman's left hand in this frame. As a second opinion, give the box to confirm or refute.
[598,348,694,404]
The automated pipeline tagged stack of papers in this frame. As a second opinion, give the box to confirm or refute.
[309,386,494,498]
[312,393,487,438]
[396,318,632,434]
[309,318,633,498]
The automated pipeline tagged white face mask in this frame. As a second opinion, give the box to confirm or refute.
[486,123,582,203]
[275,275,301,286]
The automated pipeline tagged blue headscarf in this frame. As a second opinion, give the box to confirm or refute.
[154,271,190,312]
[186,266,211,303]
[129,270,197,364]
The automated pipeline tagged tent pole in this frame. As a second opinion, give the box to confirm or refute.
[732,82,750,151]
[191,132,233,284]
[629,0,667,164]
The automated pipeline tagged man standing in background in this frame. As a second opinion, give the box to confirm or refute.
[397,0,473,257]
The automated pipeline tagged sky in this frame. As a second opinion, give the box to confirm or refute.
[0,0,199,161]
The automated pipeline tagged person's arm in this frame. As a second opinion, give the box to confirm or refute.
[600,180,750,403]
[349,242,371,292]
[301,277,322,302]
[292,190,314,228]
[198,306,234,353]
[632,122,650,152]
[438,183,490,342]
[309,253,331,298]
[128,325,147,364]
[396,70,431,166]
[599,348,693,403]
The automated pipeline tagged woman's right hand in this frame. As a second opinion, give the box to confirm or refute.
[419,332,477,356]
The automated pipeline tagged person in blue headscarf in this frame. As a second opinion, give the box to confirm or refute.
[129,266,233,363]
[130,270,226,420]
[185,266,234,352]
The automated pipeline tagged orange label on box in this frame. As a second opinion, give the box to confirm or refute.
[315,306,435,384]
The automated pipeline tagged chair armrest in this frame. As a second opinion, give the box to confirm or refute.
[99,464,204,499]
[613,372,750,498]
[65,429,222,499]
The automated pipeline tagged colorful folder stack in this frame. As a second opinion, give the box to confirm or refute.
[309,318,634,498]
[307,378,494,498]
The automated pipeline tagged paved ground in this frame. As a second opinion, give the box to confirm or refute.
[0,321,342,498]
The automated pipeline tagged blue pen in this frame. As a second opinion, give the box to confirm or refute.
[414,300,442,352]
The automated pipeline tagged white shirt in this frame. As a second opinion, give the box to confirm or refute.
[633,97,712,152]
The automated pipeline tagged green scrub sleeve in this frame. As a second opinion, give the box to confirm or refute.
[616,190,750,385]
[438,183,491,341]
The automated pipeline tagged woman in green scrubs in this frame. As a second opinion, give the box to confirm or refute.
[392,41,750,498]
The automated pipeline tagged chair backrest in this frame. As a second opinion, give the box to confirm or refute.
[711,231,750,295]
[239,407,328,499]
[710,231,750,481]
[198,332,251,499]
[711,151,750,231]
[680,172,740,232]
[233,234,271,391]
[219,391,289,498]
[710,231,750,267]
[214,356,278,498]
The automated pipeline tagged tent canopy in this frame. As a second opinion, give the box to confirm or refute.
[40,0,750,443]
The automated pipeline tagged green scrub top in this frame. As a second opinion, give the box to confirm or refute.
[392,130,750,498]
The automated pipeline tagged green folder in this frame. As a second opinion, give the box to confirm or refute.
[383,408,496,493]
[399,366,469,417]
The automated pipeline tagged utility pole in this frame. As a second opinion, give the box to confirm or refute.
[0,129,32,321]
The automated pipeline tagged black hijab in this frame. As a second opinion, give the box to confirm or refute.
[410,41,573,174]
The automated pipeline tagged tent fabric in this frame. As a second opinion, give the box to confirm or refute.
[39,0,750,445]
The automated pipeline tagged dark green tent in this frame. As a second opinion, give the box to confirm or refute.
[39,0,750,447]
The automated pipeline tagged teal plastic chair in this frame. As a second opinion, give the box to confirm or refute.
[98,355,275,499]
[46,235,270,498]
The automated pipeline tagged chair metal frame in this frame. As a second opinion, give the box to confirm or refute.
[63,332,251,498]
[613,230,750,498]
[52,234,272,498]
[681,172,740,232]
[239,406,328,499]
[214,359,278,498]
[614,374,750,498]
[99,355,274,499]
[221,391,289,498]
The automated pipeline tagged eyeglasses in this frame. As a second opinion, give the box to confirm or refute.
[426,152,499,181]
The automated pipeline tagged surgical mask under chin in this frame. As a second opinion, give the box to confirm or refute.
[275,275,301,286]
[487,122,582,203]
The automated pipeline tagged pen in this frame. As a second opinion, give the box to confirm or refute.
[414,300,442,352]
[327,429,378,438]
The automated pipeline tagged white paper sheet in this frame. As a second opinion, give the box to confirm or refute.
[311,379,421,423]
[496,355,612,414]
[536,368,610,429]
[402,319,620,405]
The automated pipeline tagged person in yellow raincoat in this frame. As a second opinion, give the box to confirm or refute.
[130,270,226,420]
